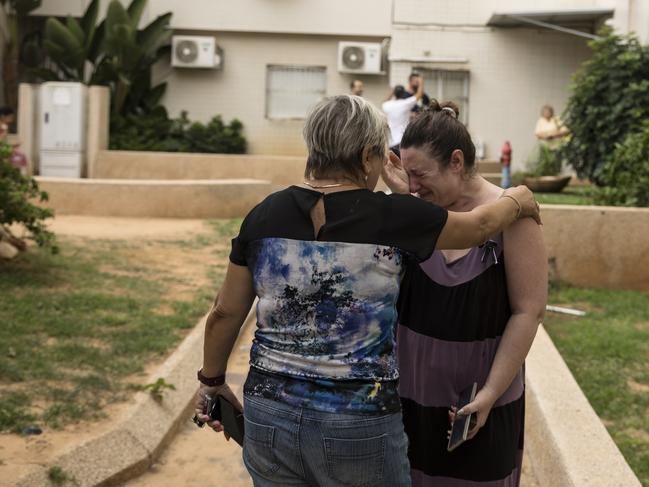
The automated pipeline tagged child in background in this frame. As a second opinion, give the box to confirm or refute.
[0,107,15,141]
[10,140,28,175]
[0,107,28,175]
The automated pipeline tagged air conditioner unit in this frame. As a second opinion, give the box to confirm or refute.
[338,42,383,74]
[172,36,222,68]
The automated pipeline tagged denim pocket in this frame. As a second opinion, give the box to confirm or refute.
[243,417,280,479]
[324,434,387,486]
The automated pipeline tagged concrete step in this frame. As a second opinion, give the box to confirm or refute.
[481,172,502,186]
[477,160,501,173]
[36,177,273,218]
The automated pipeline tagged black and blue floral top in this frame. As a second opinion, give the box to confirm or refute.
[230,186,447,415]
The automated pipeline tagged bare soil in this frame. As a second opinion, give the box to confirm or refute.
[124,315,256,487]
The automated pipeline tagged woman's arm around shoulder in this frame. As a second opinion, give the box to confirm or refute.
[436,186,541,251]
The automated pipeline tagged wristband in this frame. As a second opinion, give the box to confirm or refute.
[197,369,226,387]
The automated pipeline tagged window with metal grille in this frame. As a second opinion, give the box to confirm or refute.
[417,70,470,125]
[266,65,327,120]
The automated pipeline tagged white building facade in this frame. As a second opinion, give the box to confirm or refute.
[17,0,649,167]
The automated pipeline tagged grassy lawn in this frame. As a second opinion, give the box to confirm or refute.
[0,219,240,433]
[544,284,649,485]
[536,186,596,205]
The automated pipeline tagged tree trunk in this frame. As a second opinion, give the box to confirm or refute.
[2,45,18,112]
[2,12,19,115]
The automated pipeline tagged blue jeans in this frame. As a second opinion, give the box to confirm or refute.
[242,395,411,487]
[501,165,511,189]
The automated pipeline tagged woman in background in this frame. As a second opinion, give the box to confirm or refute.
[535,104,569,148]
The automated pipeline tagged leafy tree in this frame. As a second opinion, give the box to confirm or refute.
[561,28,649,184]
[0,141,56,250]
[30,0,171,115]
[0,0,42,111]
[594,122,649,207]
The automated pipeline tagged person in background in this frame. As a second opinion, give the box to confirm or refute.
[0,108,28,175]
[0,106,16,141]
[383,100,546,487]
[534,104,569,148]
[350,79,364,97]
[382,78,424,158]
[194,95,541,487]
[10,140,28,175]
[500,140,512,189]
[406,73,430,116]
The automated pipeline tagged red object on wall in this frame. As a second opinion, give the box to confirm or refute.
[500,141,512,167]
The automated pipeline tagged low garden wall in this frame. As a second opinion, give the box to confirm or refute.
[36,177,273,219]
[94,150,306,186]
[35,174,648,291]
[93,150,502,186]
[541,205,649,291]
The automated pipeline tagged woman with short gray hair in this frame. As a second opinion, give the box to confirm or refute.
[194,95,541,486]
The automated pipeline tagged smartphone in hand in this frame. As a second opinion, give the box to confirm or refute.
[447,383,478,452]
[206,395,245,447]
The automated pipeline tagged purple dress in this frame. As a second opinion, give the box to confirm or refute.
[397,234,525,486]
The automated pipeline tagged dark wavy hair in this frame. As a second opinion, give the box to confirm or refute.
[400,99,476,174]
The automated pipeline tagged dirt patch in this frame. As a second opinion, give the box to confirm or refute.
[623,428,649,443]
[42,216,208,241]
[125,317,256,487]
[627,379,649,393]
[0,399,135,484]
[111,241,222,302]
[634,322,649,331]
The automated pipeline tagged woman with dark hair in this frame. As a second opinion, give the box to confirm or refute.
[383,100,547,487]
[195,95,540,487]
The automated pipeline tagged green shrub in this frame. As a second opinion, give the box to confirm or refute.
[0,141,56,249]
[109,108,247,154]
[527,144,563,177]
[29,0,172,117]
[561,28,649,184]
[594,122,649,207]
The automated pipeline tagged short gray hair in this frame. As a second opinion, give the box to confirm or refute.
[303,95,389,181]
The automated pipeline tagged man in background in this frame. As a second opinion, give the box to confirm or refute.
[406,73,430,115]
[350,80,364,97]
[382,78,425,157]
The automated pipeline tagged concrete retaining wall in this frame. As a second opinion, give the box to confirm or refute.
[36,174,649,291]
[93,150,502,186]
[526,326,641,487]
[541,205,649,291]
[94,151,306,186]
[36,177,273,219]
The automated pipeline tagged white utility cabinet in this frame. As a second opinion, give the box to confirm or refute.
[39,82,87,178]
